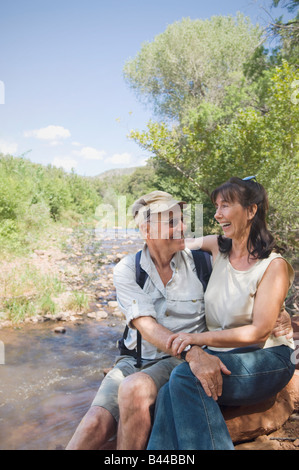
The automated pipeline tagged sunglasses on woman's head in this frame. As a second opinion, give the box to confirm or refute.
[242,175,257,182]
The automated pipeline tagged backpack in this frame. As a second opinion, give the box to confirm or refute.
[117,249,212,367]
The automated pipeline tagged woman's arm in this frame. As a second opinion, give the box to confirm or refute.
[185,235,219,258]
[168,258,290,354]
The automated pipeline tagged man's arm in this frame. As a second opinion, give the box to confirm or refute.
[132,316,175,356]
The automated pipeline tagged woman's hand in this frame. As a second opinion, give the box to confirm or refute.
[272,308,293,339]
[167,332,202,356]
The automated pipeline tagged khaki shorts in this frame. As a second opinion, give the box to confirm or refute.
[91,355,183,422]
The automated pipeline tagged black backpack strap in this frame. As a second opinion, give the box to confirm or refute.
[134,250,147,367]
[191,249,212,292]
[135,250,148,289]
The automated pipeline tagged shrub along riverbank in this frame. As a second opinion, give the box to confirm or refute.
[0,154,102,256]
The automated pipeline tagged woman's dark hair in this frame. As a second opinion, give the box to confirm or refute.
[210,177,283,259]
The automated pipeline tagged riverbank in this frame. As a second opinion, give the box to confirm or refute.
[0,226,143,329]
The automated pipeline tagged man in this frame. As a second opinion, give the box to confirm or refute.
[66,191,292,450]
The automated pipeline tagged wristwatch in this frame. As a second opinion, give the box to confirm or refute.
[180,345,192,360]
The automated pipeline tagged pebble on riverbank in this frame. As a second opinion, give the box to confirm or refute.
[54,326,66,334]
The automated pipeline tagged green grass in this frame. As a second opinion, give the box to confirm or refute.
[0,262,64,323]
[66,291,90,312]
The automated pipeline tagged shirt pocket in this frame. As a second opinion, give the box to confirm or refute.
[166,297,204,319]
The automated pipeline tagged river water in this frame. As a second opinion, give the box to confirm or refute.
[0,229,143,450]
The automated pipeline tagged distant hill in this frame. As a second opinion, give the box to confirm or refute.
[94,167,140,180]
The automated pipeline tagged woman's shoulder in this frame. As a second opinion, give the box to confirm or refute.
[264,252,295,287]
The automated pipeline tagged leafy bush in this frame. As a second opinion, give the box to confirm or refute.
[0,155,102,254]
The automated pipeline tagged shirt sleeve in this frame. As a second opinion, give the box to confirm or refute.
[113,254,157,328]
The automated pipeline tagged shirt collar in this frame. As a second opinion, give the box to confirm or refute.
[140,244,181,287]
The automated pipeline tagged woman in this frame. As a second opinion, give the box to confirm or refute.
[147,177,295,450]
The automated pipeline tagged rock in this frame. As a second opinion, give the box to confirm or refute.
[60,313,70,321]
[96,310,108,320]
[291,370,299,411]
[53,313,64,321]
[54,327,66,334]
[223,370,299,443]
[116,253,126,261]
[87,312,97,319]
[105,254,116,262]
[235,435,281,450]
[107,301,118,308]
[41,315,52,322]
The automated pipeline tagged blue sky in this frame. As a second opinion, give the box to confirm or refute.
[0,0,292,176]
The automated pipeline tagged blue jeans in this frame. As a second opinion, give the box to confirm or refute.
[147,345,295,450]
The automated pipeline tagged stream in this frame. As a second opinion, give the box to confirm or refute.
[0,229,143,450]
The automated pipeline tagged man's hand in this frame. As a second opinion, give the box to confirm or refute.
[272,309,293,340]
[185,346,231,401]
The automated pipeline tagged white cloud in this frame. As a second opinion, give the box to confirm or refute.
[105,152,133,165]
[49,140,63,147]
[74,146,106,160]
[24,125,71,141]
[71,141,81,146]
[52,156,78,172]
[0,139,18,155]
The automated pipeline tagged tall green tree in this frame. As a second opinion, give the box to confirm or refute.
[124,14,262,120]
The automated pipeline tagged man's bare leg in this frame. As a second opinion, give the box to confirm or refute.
[66,406,116,450]
[117,372,157,450]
